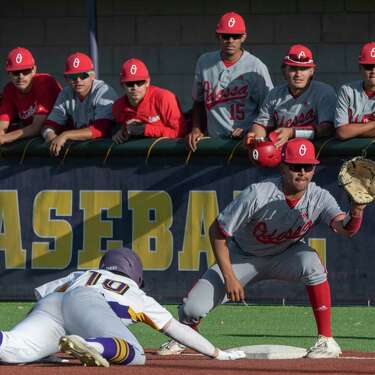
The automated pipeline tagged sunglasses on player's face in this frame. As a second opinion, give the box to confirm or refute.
[124,80,146,88]
[362,64,375,71]
[10,69,33,77]
[286,163,315,172]
[65,72,91,81]
[220,34,243,40]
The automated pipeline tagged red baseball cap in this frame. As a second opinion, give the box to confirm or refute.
[216,12,246,34]
[358,42,375,64]
[64,52,94,75]
[282,138,320,165]
[5,47,35,72]
[120,58,150,82]
[283,44,316,67]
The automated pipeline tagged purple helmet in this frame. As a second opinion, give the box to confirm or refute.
[99,248,143,288]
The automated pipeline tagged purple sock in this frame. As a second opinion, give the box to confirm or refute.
[86,337,135,365]
[0,331,3,347]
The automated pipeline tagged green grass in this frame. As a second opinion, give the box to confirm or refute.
[1,303,374,352]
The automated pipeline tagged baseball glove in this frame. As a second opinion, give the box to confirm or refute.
[338,157,375,204]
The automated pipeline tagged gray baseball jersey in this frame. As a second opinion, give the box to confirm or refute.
[335,80,375,127]
[47,79,118,128]
[253,81,336,129]
[192,50,273,137]
[217,178,343,256]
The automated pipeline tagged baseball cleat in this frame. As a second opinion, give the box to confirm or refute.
[59,335,109,367]
[305,335,342,358]
[157,339,186,355]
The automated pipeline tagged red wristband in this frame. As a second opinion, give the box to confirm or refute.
[343,213,363,236]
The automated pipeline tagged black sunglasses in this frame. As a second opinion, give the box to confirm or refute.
[220,34,243,40]
[124,80,146,88]
[286,163,315,172]
[362,64,375,71]
[10,69,33,77]
[65,72,91,81]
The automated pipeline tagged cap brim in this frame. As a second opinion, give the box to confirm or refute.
[6,64,35,72]
[216,30,246,34]
[359,59,375,65]
[283,61,316,68]
[284,158,320,165]
[121,76,149,82]
[64,68,94,75]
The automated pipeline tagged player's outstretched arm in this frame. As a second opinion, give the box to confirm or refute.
[331,203,366,237]
[161,318,245,360]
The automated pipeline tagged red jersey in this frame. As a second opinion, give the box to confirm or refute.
[0,73,61,128]
[112,85,185,138]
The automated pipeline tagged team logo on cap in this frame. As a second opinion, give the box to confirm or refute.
[298,51,306,60]
[130,64,137,75]
[16,53,23,64]
[73,57,80,68]
[299,144,307,156]
[371,47,375,58]
[252,149,259,160]
[228,17,236,27]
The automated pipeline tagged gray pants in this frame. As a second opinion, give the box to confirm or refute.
[179,241,326,324]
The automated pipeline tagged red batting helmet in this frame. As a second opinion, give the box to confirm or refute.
[283,44,316,68]
[282,138,320,165]
[249,140,282,168]
[64,52,94,75]
[120,58,150,82]
[6,47,35,72]
[216,12,246,34]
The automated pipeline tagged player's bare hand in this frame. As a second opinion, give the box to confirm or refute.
[186,127,203,152]
[50,134,67,156]
[0,134,7,145]
[112,127,129,144]
[224,276,245,302]
[350,202,367,215]
[243,132,256,149]
[44,131,57,144]
[231,128,245,139]
[273,128,294,148]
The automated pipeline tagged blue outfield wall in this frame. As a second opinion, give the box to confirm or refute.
[0,137,374,304]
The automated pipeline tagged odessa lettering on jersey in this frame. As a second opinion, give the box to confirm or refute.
[192,50,273,137]
[335,80,375,127]
[254,81,336,130]
[217,177,343,256]
[204,81,249,109]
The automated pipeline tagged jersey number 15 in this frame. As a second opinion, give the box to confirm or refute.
[229,103,245,121]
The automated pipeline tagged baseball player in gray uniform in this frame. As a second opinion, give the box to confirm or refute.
[158,138,367,358]
[186,11,273,151]
[42,52,118,156]
[335,42,375,140]
[0,248,245,366]
[248,44,336,148]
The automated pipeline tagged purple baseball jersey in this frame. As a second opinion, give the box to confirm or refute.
[217,178,343,256]
[253,81,336,129]
[192,50,273,137]
[335,80,375,127]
